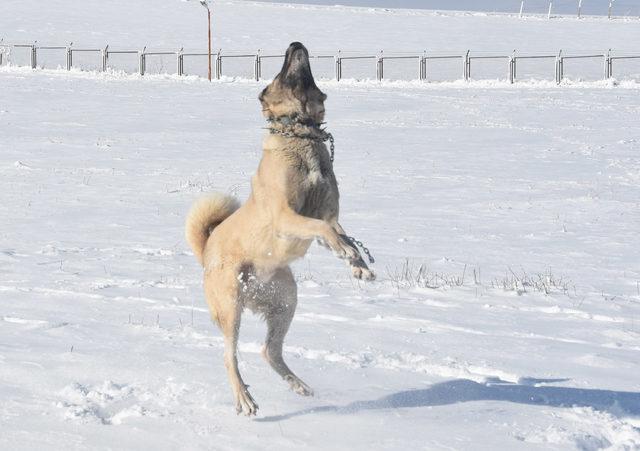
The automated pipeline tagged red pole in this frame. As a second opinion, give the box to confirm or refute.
[207,8,212,81]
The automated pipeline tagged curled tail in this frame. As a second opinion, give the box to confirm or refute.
[185,193,240,266]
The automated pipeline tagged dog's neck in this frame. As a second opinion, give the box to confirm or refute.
[265,115,335,163]
[268,114,322,128]
[266,115,326,140]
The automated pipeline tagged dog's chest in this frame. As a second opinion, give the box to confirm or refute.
[291,151,337,219]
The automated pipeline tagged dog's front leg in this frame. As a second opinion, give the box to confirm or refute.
[275,208,359,261]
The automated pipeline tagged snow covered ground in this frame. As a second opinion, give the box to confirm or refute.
[2,1,640,450]
[256,0,640,17]
[3,0,640,53]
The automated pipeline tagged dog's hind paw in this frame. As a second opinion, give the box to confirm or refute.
[285,375,314,397]
[352,266,376,281]
[235,387,259,416]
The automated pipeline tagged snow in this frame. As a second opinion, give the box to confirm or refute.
[255,0,640,17]
[2,1,640,450]
[3,0,640,53]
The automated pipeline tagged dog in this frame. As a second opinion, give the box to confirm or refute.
[185,42,374,416]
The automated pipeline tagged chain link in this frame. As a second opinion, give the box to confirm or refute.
[266,124,335,163]
[341,234,375,264]
[327,132,335,163]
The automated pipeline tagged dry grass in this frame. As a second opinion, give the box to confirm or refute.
[386,259,467,290]
[384,259,575,297]
[491,267,575,296]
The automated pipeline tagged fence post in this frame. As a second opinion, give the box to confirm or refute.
[555,49,563,84]
[335,51,341,81]
[66,43,72,70]
[215,50,222,79]
[577,0,582,19]
[376,52,383,81]
[102,45,109,72]
[177,48,183,76]
[0,38,4,66]
[254,51,260,81]
[419,52,426,81]
[608,0,613,19]
[604,49,611,79]
[464,50,470,81]
[509,51,516,84]
[31,43,37,69]
[139,47,146,76]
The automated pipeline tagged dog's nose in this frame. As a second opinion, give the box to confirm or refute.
[287,42,309,63]
[288,42,306,53]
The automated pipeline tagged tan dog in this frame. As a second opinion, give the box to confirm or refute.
[185,42,374,416]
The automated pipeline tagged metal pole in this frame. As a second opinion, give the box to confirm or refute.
[177,48,183,76]
[31,43,37,69]
[548,2,553,19]
[102,45,108,72]
[254,53,259,81]
[376,52,383,81]
[139,47,146,76]
[577,0,582,19]
[464,50,470,81]
[215,50,221,79]
[519,1,524,18]
[207,7,212,81]
[608,0,613,19]
[66,44,72,70]
[509,51,516,84]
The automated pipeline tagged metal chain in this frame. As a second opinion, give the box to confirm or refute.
[341,234,375,264]
[327,132,335,163]
[266,122,335,163]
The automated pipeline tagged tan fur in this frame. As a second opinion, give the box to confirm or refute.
[185,193,240,266]
[185,42,374,416]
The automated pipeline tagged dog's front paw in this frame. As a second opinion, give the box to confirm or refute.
[352,265,376,281]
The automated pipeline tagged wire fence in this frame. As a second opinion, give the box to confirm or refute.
[1,40,639,84]
[516,0,640,19]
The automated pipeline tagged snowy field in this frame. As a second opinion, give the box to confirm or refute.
[2,1,640,450]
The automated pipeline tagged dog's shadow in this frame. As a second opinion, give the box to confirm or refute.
[256,377,640,422]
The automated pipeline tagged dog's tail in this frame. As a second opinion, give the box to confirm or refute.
[185,193,240,267]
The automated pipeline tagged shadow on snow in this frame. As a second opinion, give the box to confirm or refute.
[256,378,640,422]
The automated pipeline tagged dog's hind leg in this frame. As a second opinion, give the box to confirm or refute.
[205,268,259,416]
[261,267,314,396]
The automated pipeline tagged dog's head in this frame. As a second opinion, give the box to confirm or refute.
[259,42,327,124]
